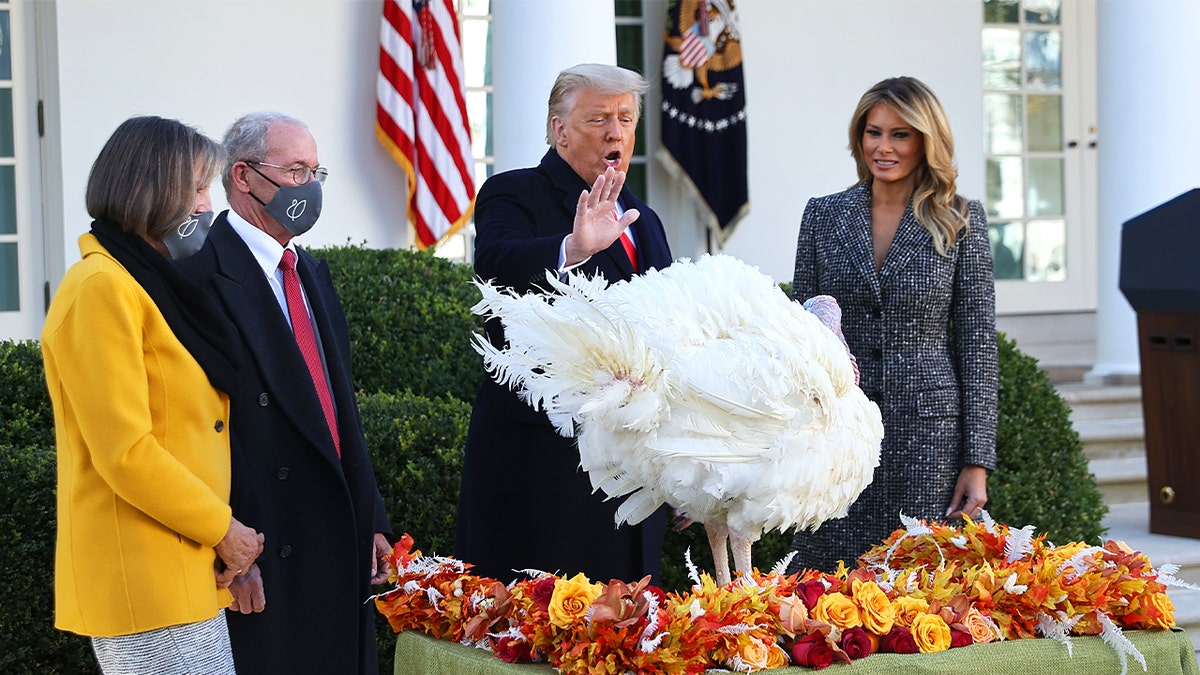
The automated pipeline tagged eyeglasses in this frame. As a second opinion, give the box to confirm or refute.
[246,160,329,186]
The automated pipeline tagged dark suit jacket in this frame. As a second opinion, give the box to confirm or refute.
[788,180,998,573]
[456,148,672,583]
[178,213,390,674]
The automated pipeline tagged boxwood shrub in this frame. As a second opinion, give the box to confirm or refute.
[308,243,483,401]
[987,332,1108,543]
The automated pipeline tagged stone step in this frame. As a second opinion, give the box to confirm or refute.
[1058,383,1144,423]
[1075,417,1147,461]
[1090,456,1148,505]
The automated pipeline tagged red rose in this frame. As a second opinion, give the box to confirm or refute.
[494,636,532,663]
[791,632,835,670]
[880,626,920,654]
[797,581,826,610]
[644,584,668,608]
[950,629,974,648]
[839,626,873,660]
[531,577,557,613]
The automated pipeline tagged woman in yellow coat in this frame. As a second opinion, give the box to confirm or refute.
[42,116,264,673]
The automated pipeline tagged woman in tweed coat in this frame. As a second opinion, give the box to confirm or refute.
[788,77,998,573]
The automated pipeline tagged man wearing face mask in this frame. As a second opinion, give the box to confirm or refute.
[177,111,392,674]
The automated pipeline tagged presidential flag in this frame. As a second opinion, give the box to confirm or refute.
[659,0,748,248]
[377,0,476,250]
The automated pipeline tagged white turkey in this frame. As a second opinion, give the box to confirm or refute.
[472,254,883,585]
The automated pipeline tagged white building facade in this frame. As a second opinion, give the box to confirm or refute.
[2,0,1198,382]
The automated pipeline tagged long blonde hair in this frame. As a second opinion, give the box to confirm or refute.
[849,76,968,255]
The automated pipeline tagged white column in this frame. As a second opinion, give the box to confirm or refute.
[1089,0,1200,383]
[490,2,616,173]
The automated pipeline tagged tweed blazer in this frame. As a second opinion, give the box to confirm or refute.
[788,181,998,572]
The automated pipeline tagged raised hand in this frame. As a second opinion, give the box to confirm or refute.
[564,166,640,267]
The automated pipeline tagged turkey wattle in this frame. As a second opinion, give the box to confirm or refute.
[473,254,883,585]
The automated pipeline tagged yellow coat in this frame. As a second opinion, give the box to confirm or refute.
[42,234,234,637]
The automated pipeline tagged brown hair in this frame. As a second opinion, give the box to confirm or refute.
[849,76,968,255]
[85,116,224,241]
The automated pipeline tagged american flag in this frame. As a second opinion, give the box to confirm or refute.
[376,0,476,249]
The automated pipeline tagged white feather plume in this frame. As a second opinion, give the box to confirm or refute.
[474,255,883,568]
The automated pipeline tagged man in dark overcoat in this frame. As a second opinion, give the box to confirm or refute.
[179,111,392,674]
[455,64,673,584]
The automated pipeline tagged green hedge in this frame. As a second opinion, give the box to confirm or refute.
[0,248,1108,672]
[310,243,483,401]
[0,340,55,450]
[358,390,470,669]
[988,333,1108,543]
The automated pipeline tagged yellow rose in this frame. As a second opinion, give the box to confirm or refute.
[911,613,951,653]
[1139,591,1175,629]
[812,591,862,630]
[853,582,896,635]
[963,607,1000,644]
[736,638,770,671]
[892,596,930,627]
[547,573,603,628]
[765,643,789,670]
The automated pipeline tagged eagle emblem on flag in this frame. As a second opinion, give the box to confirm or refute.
[659,0,748,247]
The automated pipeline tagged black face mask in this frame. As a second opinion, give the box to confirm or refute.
[247,164,323,236]
[162,210,215,259]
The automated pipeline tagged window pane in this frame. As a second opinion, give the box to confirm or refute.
[984,93,1023,154]
[1027,157,1064,217]
[1024,219,1066,281]
[467,89,492,158]
[615,23,645,156]
[614,0,642,18]
[0,165,14,234]
[1024,30,1061,89]
[615,24,644,76]
[1024,0,1061,25]
[986,157,1024,219]
[0,88,13,158]
[989,221,1025,280]
[0,242,18,311]
[461,20,491,88]
[1026,94,1062,152]
[982,28,1021,90]
[625,160,647,200]
[1,10,12,80]
[983,0,1019,23]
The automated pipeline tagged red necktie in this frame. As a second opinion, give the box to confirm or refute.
[279,249,340,457]
[612,212,639,271]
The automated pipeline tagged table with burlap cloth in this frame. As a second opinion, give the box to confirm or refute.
[393,628,1199,675]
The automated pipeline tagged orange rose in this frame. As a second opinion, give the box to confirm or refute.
[812,592,862,630]
[547,573,602,628]
[735,638,771,671]
[776,594,809,637]
[765,643,789,669]
[963,607,1000,644]
[911,613,952,653]
[853,581,896,635]
[892,596,930,627]
[1138,591,1175,629]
